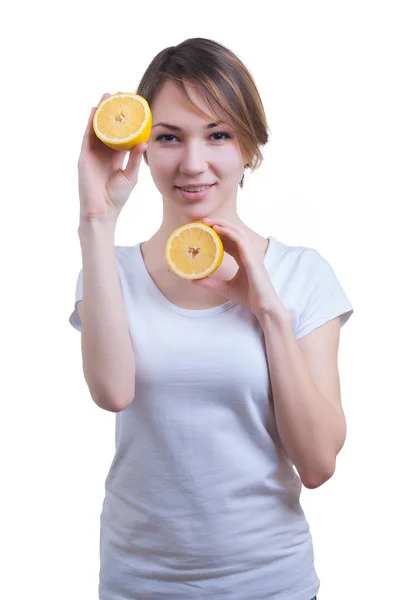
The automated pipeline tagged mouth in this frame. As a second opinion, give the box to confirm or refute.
[175,184,215,191]
[175,183,216,201]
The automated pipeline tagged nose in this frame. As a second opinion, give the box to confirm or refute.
[179,141,208,176]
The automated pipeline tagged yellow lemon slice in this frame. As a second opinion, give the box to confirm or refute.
[93,92,152,151]
[165,222,224,280]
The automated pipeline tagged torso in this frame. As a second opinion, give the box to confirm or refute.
[140,234,269,310]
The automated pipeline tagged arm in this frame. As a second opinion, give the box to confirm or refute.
[259,309,346,489]
[78,219,135,412]
[190,217,349,489]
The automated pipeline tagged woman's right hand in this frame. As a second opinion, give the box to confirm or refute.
[78,93,148,226]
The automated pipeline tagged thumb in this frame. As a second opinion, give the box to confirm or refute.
[192,277,231,299]
[123,143,148,184]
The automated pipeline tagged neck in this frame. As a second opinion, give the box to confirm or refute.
[155,196,245,241]
[141,194,268,260]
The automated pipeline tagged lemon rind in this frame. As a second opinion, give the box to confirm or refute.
[165,223,224,280]
[93,93,151,144]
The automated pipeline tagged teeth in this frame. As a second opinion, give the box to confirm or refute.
[180,185,210,192]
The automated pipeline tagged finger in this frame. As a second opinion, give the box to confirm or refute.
[80,93,112,153]
[211,223,252,267]
[211,223,244,250]
[203,219,246,251]
[80,106,97,153]
[123,143,148,184]
[202,217,240,232]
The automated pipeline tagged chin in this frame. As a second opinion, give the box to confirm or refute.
[182,206,217,222]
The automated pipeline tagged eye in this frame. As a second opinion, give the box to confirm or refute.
[210,132,231,141]
[155,132,232,144]
[155,134,178,143]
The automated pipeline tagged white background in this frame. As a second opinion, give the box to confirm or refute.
[1,1,400,598]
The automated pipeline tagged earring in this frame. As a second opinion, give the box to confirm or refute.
[240,163,248,188]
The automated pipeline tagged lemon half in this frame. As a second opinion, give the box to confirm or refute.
[93,92,152,151]
[165,222,224,280]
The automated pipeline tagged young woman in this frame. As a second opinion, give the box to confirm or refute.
[70,37,353,600]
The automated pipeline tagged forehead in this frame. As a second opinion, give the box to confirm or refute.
[151,80,222,126]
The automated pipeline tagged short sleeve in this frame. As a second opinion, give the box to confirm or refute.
[69,268,84,332]
[294,250,354,340]
[68,245,133,333]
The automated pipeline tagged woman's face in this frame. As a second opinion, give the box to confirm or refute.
[145,80,247,220]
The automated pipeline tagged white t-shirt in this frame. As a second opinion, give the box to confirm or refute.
[69,235,353,600]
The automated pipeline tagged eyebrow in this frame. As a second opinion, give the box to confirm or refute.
[152,122,221,131]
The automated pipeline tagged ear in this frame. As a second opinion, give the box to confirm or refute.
[242,152,253,168]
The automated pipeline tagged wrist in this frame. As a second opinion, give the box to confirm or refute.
[78,216,117,238]
[256,304,292,330]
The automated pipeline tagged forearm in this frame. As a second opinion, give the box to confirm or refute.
[259,309,346,488]
[78,219,135,412]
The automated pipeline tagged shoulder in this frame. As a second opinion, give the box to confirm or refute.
[115,244,137,261]
[268,236,353,337]
[114,244,141,274]
[268,236,330,280]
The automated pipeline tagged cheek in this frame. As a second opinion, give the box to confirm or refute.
[148,153,176,183]
[218,148,245,173]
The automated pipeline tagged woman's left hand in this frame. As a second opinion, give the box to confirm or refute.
[192,218,289,322]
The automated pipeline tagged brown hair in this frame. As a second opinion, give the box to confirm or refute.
[136,38,270,188]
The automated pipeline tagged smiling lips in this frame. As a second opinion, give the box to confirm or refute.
[176,184,215,192]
